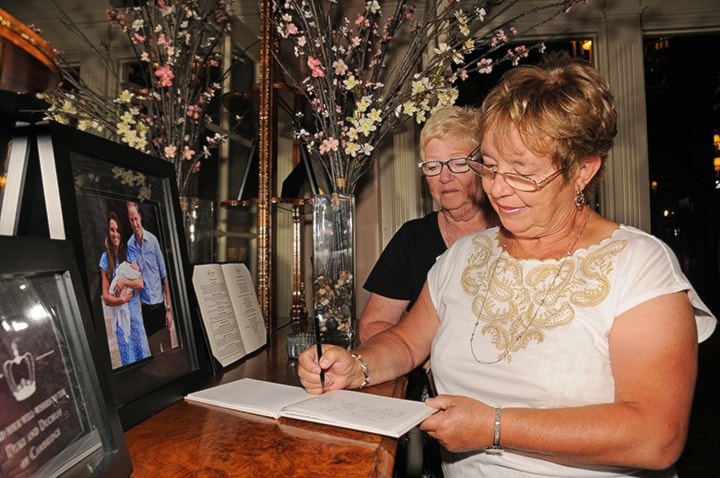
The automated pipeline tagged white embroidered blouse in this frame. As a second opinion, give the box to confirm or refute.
[428,225,716,478]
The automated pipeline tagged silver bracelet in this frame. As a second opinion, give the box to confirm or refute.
[350,353,370,389]
[485,407,503,451]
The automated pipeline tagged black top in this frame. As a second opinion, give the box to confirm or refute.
[363,211,446,310]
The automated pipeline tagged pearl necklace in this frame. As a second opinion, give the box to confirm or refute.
[469,207,591,364]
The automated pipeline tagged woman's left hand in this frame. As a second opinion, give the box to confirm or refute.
[420,395,494,453]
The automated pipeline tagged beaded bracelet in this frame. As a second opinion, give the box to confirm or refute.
[350,353,370,389]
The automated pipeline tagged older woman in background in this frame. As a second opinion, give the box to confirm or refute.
[360,105,497,342]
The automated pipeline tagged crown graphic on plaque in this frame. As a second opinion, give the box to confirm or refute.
[4,341,37,401]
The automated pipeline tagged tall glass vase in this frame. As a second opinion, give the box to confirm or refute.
[312,193,355,348]
[179,196,214,264]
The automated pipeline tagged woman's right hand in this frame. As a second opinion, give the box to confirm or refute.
[297,345,361,394]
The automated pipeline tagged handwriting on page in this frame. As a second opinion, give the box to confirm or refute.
[316,396,407,420]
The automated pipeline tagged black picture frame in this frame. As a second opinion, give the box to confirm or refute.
[30,122,210,430]
[0,235,132,477]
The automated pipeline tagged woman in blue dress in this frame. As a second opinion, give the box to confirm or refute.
[99,211,151,366]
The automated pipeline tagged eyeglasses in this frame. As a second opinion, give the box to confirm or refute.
[417,144,481,177]
[467,160,565,192]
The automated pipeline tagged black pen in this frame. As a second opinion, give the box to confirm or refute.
[314,314,325,388]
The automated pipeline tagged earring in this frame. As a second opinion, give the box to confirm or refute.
[575,185,587,208]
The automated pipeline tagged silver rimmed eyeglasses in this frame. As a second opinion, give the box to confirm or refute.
[467,160,565,192]
[417,144,481,177]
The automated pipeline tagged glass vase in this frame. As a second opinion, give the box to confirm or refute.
[179,196,214,264]
[312,193,355,348]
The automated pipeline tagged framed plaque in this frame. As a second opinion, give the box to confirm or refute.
[25,122,210,429]
[0,236,131,477]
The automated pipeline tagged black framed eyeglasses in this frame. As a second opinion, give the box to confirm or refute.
[467,160,565,192]
[417,144,481,177]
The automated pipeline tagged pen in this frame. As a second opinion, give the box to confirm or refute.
[314,313,325,388]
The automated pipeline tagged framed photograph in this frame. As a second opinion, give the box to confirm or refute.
[31,122,210,429]
[0,235,131,477]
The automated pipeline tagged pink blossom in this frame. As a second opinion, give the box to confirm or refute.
[164,145,177,159]
[311,98,324,113]
[307,56,325,78]
[332,59,348,76]
[132,33,145,44]
[319,137,339,154]
[458,69,469,80]
[286,23,298,35]
[183,146,195,160]
[187,104,202,119]
[192,161,201,173]
[355,15,370,27]
[478,58,493,74]
[155,64,175,87]
[514,46,529,59]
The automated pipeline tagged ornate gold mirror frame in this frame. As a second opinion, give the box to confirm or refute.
[256,0,274,329]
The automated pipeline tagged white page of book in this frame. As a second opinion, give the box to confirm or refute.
[186,378,311,418]
[220,263,266,353]
[192,264,247,366]
[281,389,437,438]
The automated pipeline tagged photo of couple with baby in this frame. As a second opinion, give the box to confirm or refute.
[94,198,178,369]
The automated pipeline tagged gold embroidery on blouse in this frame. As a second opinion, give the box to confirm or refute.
[462,235,628,362]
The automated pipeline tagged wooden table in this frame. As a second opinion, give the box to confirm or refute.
[124,326,406,477]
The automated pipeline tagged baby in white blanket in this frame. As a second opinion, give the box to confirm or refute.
[110,261,141,296]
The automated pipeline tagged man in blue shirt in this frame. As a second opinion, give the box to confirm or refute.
[127,201,173,354]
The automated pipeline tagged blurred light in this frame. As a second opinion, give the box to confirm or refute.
[582,40,592,51]
[655,38,670,50]
[2,319,28,332]
[27,304,49,320]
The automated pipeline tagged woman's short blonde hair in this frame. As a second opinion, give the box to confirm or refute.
[419,106,481,161]
[479,52,617,195]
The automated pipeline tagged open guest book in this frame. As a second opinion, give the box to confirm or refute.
[192,263,267,367]
[184,378,438,438]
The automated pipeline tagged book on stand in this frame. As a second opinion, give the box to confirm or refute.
[192,263,266,367]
